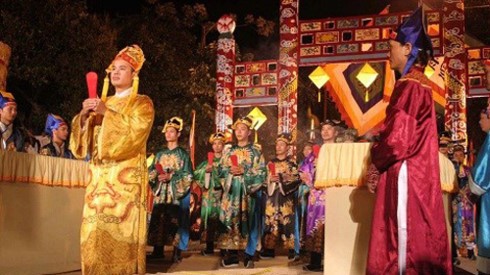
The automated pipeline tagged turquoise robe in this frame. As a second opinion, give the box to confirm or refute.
[470,133,490,273]
[217,143,266,250]
[148,146,192,250]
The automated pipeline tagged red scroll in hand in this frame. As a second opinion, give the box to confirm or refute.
[313,144,320,158]
[86,72,98,98]
[155,163,164,175]
[268,162,276,176]
[207,152,214,164]
[230,155,238,167]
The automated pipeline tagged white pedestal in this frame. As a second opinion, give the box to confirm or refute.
[324,186,375,275]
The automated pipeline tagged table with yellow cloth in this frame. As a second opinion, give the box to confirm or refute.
[0,150,88,274]
[314,143,458,275]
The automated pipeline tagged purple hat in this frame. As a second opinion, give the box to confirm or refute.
[390,7,433,76]
[44,114,67,136]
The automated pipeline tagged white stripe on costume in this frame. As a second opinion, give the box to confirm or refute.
[397,161,408,275]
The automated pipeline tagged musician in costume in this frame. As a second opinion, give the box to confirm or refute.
[302,120,339,272]
[193,132,226,256]
[261,133,301,261]
[366,8,451,274]
[218,116,266,268]
[293,142,314,256]
[468,60,490,275]
[40,113,73,158]
[147,116,193,263]
[0,91,26,152]
[69,45,154,275]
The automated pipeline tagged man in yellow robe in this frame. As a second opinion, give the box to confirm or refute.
[70,45,155,275]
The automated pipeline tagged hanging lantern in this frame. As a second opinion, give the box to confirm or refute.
[247,107,267,143]
[309,66,330,102]
[356,63,378,102]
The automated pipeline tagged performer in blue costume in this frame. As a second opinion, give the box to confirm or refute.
[469,59,490,275]
[40,113,73,158]
[0,91,25,152]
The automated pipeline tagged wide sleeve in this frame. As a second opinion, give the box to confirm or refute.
[98,95,155,161]
[218,151,231,179]
[193,160,208,188]
[171,149,193,200]
[244,148,267,194]
[370,80,422,172]
[299,154,315,189]
[69,113,95,160]
[470,133,490,195]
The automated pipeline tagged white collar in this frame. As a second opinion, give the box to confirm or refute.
[0,121,12,134]
[114,88,132,98]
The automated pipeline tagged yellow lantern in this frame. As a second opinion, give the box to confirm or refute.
[356,63,379,102]
[247,107,268,143]
[309,66,330,102]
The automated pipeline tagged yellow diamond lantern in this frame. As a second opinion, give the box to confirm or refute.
[309,66,330,89]
[247,107,267,144]
[356,63,378,88]
[247,107,267,130]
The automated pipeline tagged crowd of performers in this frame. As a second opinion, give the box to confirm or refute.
[1,6,490,275]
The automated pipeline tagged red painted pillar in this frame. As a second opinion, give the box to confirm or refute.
[215,15,236,133]
[443,1,467,147]
[278,0,299,152]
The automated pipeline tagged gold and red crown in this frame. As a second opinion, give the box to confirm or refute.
[107,44,145,73]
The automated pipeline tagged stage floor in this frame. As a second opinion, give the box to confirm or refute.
[54,250,477,275]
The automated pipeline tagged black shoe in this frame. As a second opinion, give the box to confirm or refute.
[303,264,323,272]
[172,247,182,263]
[288,251,300,262]
[221,256,239,268]
[201,249,214,256]
[453,257,461,266]
[147,246,164,259]
[259,249,275,260]
[146,252,164,259]
[244,254,255,268]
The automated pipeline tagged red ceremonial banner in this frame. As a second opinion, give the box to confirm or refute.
[207,152,214,164]
[155,163,164,175]
[86,72,98,98]
[268,162,276,176]
[230,155,238,167]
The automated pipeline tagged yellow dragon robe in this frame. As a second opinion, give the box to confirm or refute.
[70,94,154,275]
